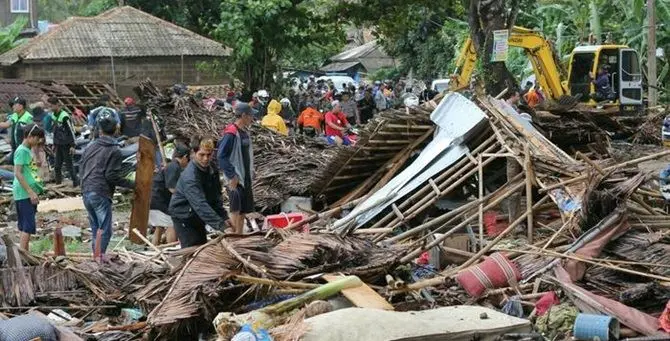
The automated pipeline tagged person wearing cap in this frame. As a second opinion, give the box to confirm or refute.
[149,143,189,245]
[261,99,288,136]
[80,109,135,259]
[47,97,77,186]
[87,95,120,139]
[169,136,228,247]
[118,97,145,140]
[218,102,255,234]
[0,97,34,157]
[297,102,324,137]
[325,100,353,146]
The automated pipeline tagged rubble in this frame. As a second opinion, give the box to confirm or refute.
[2,83,670,340]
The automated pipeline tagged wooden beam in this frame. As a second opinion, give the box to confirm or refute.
[128,136,155,244]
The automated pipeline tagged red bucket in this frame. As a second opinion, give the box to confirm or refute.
[266,213,309,233]
[456,252,521,297]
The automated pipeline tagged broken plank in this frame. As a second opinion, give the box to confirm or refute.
[37,197,85,213]
[322,274,394,311]
[128,136,155,244]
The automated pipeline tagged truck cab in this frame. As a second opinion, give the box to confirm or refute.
[566,45,643,114]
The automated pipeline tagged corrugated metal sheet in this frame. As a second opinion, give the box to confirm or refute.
[319,61,361,72]
[0,6,231,66]
[330,40,378,61]
[333,93,489,230]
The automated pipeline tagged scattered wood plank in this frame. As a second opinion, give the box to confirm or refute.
[322,274,394,311]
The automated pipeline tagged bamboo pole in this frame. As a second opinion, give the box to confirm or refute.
[132,229,169,264]
[368,134,498,231]
[234,275,318,289]
[398,181,527,263]
[386,174,524,244]
[456,195,551,271]
[478,154,484,251]
[382,148,503,234]
[524,144,534,243]
[283,198,363,232]
[541,149,670,193]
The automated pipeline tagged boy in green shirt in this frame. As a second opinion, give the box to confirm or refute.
[13,124,45,250]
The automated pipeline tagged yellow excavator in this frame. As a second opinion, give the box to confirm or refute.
[450,26,643,114]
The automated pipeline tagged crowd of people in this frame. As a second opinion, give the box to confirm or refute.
[224,76,426,146]
[0,75,435,256]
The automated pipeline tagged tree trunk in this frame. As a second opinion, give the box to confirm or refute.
[468,0,519,95]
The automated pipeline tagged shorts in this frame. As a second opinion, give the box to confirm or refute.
[148,210,173,228]
[16,198,37,234]
[227,185,254,214]
[326,135,351,146]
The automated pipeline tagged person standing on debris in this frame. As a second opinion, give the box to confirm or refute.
[280,98,297,129]
[374,84,388,112]
[118,97,145,140]
[13,124,45,250]
[256,90,270,120]
[170,137,228,246]
[149,143,189,245]
[261,99,288,136]
[80,110,135,258]
[218,103,255,234]
[47,97,77,186]
[340,91,360,125]
[297,102,324,137]
[0,97,34,160]
[325,101,353,146]
[87,95,120,139]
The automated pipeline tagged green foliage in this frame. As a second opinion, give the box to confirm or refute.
[0,17,29,54]
[333,0,467,81]
[79,0,116,17]
[369,67,401,82]
[213,0,345,90]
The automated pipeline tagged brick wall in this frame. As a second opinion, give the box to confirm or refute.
[13,56,228,86]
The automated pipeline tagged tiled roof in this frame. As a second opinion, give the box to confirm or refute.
[0,6,231,66]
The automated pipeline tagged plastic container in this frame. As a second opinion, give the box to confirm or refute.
[266,213,309,232]
[573,313,619,341]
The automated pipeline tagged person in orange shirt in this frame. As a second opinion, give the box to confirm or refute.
[297,102,324,137]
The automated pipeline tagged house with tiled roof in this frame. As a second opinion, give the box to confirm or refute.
[0,6,231,91]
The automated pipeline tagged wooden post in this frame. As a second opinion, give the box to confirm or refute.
[524,144,534,242]
[129,136,155,244]
[648,0,658,107]
[148,109,167,169]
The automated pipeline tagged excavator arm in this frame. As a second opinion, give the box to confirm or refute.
[449,27,569,101]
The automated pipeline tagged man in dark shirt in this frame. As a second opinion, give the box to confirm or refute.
[47,97,77,186]
[80,109,135,259]
[357,88,375,124]
[169,137,228,247]
[149,144,189,245]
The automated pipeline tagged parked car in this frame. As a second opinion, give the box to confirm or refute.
[318,75,358,92]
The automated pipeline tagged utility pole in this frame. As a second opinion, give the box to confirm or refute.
[648,0,658,106]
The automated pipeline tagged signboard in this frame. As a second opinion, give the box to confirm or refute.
[493,29,509,62]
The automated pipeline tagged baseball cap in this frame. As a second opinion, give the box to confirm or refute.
[234,102,253,117]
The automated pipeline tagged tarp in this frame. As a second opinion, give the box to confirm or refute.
[333,93,487,231]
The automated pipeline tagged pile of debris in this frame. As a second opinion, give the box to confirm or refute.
[138,79,435,210]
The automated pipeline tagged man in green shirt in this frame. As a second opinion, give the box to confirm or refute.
[13,123,45,250]
[0,97,34,161]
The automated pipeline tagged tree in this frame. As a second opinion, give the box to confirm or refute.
[0,17,29,54]
[213,0,345,90]
[333,0,467,81]
[467,0,523,95]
